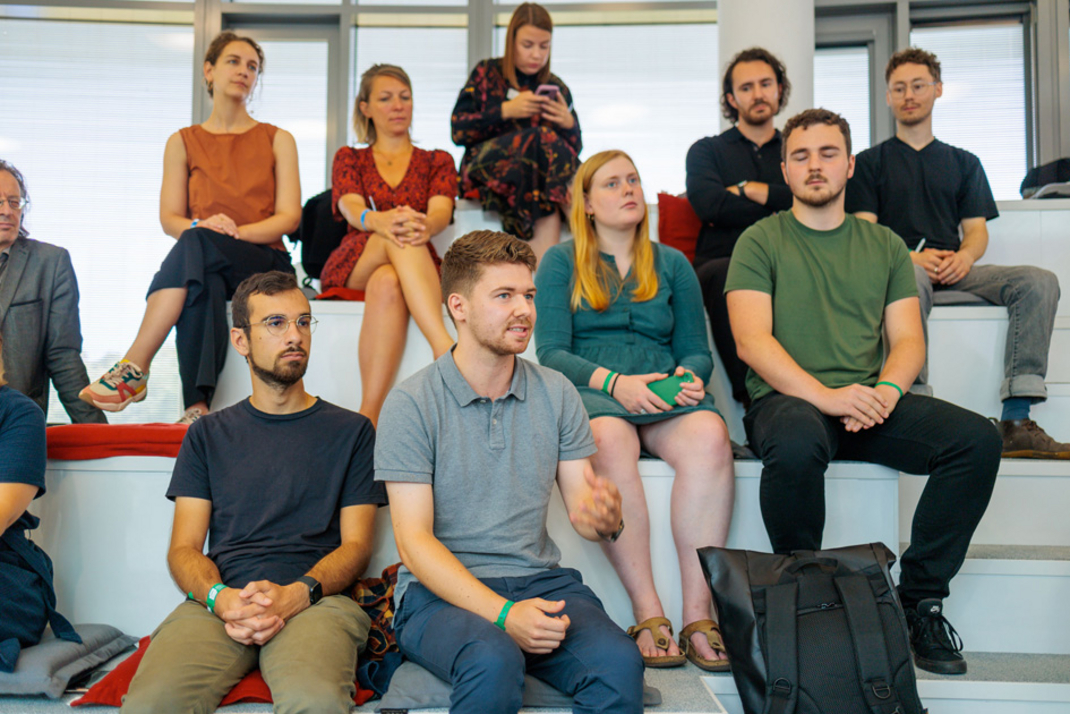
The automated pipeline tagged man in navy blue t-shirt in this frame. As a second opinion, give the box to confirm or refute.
[122,271,385,714]
[847,47,1067,459]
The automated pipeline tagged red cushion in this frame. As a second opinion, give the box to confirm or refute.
[46,424,189,460]
[656,192,702,263]
[315,286,366,301]
[72,636,375,707]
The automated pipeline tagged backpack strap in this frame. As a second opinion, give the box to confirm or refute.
[835,574,905,714]
[762,581,798,714]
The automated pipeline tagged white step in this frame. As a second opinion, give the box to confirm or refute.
[900,460,1070,547]
[704,652,1070,714]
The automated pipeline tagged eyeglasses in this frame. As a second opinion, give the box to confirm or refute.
[0,196,28,211]
[889,81,937,98]
[246,315,317,336]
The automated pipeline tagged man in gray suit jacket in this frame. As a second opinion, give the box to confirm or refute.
[0,160,105,424]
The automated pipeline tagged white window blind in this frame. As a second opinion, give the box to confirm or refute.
[0,19,193,423]
[910,23,1027,200]
[814,46,872,153]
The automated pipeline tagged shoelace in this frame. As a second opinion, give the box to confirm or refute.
[919,612,964,654]
[101,362,139,387]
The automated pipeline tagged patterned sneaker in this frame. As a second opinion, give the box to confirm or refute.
[906,599,967,675]
[996,419,1070,459]
[176,406,205,425]
[79,360,148,412]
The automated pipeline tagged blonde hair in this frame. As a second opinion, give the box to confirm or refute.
[354,64,413,145]
[568,150,657,312]
[502,3,553,90]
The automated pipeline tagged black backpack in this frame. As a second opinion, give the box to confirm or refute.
[698,543,925,714]
[289,189,349,281]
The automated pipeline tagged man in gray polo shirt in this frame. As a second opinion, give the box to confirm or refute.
[376,230,643,714]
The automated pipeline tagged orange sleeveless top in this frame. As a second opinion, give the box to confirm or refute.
[179,123,282,250]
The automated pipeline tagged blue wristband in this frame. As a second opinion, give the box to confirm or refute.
[360,209,371,231]
[190,219,199,228]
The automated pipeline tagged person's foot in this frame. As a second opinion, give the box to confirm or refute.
[626,617,686,667]
[79,360,148,412]
[996,419,1070,459]
[176,406,206,425]
[905,599,967,675]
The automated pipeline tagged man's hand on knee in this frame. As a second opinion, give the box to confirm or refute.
[816,384,889,428]
[504,599,570,654]
[237,580,310,623]
[224,615,285,646]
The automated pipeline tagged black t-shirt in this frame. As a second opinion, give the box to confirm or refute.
[846,137,999,251]
[0,387,46,534]
[166,397,385,586]
[685,127,794,265]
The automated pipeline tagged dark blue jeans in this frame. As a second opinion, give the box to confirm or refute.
[744,392,1001,606]
[394,568,644,714]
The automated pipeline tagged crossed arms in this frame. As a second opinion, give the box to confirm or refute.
[387,459,621,654]
[167,497,377,646]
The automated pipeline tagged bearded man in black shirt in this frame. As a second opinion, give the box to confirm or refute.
[847,47,1067,459]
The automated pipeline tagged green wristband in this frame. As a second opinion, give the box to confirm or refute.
[601,371,617,394]
[875,381,903,398]
[206,583,227,613]
[495,600,515,631]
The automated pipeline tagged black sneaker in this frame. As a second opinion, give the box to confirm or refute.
[905,599,967,675]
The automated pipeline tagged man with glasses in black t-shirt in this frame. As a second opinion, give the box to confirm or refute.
[685,47,794,407]
[847,47,1067,459]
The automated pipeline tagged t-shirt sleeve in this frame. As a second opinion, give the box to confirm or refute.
[957,152,999,221]
[0,394,46,498]
[885,230,919,305]
[724,224,775,295]
[557,379,596,461]
[331,147,366,222]
[375,389,435,484]
[845,148,880,215]
[342,418,386,507]
[166,420,211,501]
[429,150,459,199]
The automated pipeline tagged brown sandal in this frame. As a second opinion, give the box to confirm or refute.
[679,619,731,672]
[626,617,686,668]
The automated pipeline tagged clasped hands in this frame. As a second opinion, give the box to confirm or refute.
[212,580,309,646]
[613,366,704,415]
[502,91,574,130]
[367,205,430,248]
[911,248,974,285]
[818,383,902,433]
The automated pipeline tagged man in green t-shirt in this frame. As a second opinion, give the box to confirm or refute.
[725,109,1000,676]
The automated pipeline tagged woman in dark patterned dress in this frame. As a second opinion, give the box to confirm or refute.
[320,64,457,426]
[451,2,581,264]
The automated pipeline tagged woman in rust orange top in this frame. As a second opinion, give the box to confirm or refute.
[81,31,300,423]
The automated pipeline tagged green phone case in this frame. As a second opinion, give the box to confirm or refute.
[647,373,693,404]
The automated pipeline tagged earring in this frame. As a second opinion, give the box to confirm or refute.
[206,80,213,94]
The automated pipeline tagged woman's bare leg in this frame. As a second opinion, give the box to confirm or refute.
[528,211,562,267]
[124,287,187,370]
[357,265,410,427]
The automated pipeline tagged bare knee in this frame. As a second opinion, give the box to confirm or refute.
[592,418,641,464]
[662,412,733,472]
[365,264,404,308]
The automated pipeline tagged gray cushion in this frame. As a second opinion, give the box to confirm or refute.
[376,661,661,711]
[0,624,137,699]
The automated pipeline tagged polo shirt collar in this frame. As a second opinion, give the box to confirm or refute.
[438,349,529,406]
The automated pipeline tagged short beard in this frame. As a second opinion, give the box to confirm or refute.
[250,355,307,390]
[795,183,846,208]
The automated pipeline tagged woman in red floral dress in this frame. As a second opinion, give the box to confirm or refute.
[321,64,457,426]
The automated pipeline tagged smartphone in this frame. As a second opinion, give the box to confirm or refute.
[647,373,694,405]
[535,84,561,100]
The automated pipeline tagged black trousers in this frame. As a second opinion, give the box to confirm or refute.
[744,392,1001,605]
[147,227,294,408]
[695,257,749,404]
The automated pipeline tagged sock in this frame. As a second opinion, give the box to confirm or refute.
[1001,397,1031,422]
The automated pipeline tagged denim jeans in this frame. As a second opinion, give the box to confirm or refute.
[393,568,644,714]
[744,392,1001,606]
[913,263,1061,401]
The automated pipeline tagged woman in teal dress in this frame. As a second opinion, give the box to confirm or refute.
[535,150,735,672]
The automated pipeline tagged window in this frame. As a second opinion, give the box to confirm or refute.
[0,19,193,423]
[911,22,1027,200]
[495,22,719,194]
[814,46,871,152]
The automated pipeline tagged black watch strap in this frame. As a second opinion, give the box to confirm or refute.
[296,575,322,605]
[599,518,625,543]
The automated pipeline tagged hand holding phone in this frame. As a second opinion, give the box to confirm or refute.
[535,83,561,100]
[647,372,694,405]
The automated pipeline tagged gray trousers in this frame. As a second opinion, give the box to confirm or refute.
[120,596,370,714]
[913,263,1060,401]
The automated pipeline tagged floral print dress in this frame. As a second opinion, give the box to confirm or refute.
[451,58,582,241]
